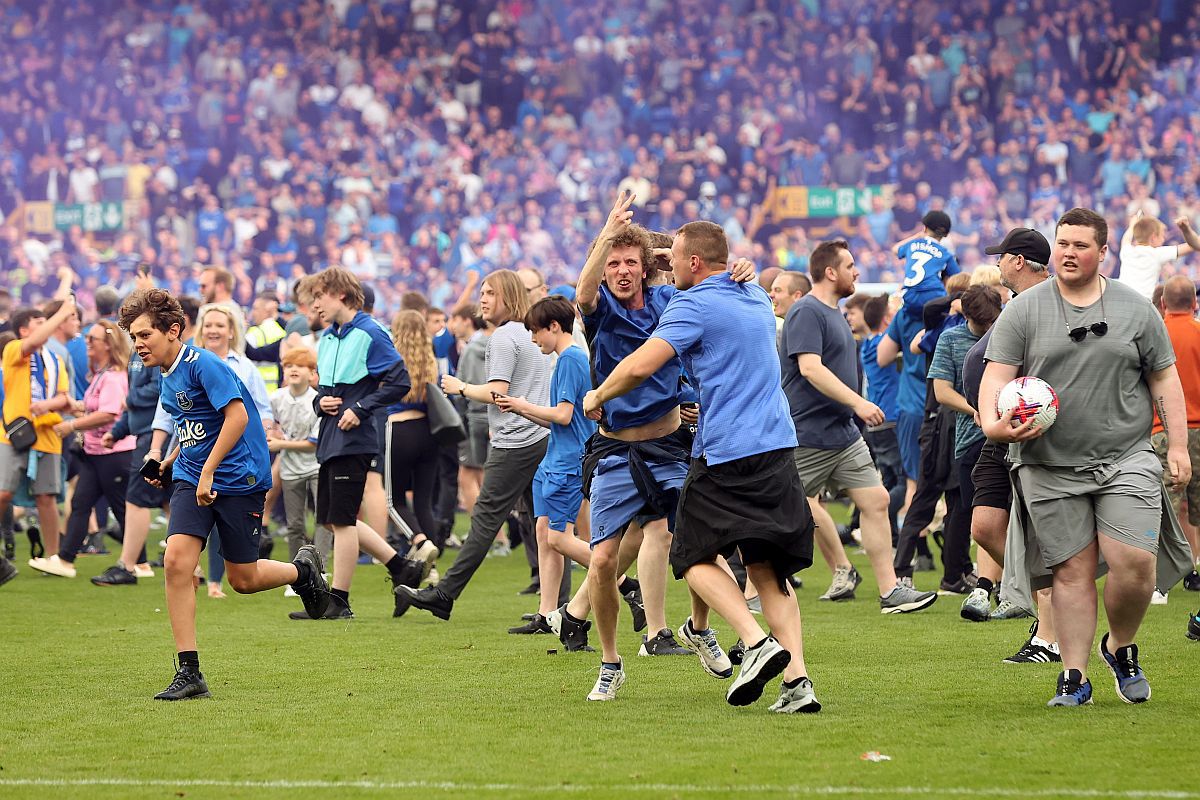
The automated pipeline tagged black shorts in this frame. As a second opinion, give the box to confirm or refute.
[971,440,1012,510]
[317,453,373,527]
[670,448,814,584]
[126,432,168,509]
[168,481,265,564]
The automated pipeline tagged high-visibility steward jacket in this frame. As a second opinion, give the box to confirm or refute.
[245,317,286,393]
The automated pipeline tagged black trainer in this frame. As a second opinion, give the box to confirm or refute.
[389,559,426,617]
[1187,610,1200,642]
[153,665,211,701]
[0,557,17,588]
[394,585,454,620]
[291,545,330,620]
[938,573,977,595]
[1184,570,1200,592]
[557,610,596,652]
[517,581,540,596]
[258,536,275,560]
[638,628,691,656]
[622,584,647,632]
[728,639,746,665]
[508,613,552,634]
[27,526,43,559]
[92,564,137,586]
[289,592,353,620]
[3,529,14,560]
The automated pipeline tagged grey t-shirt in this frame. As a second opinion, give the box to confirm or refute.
[780,294,861,450]
[486,320,551,449]
[985,277,1174,467]
[457,331,490,423]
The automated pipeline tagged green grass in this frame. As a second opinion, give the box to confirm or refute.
[1,514,1198,800]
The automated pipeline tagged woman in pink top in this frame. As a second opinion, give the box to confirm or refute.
[36,321,137,576]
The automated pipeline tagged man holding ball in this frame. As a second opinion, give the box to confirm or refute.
[979,208,1190,707]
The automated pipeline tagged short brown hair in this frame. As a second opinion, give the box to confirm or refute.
[959,285,1002,328]
[1161,275,1197,312]
[863,295,889,330]
[1132,216,1165,244]
[777,270,811,296]
[400,291,431,313]
[1056,207,1108,248]
[676,221,728,267]
[451,302,485,331]
[201,266,234,293]
[945,272,972,294]
[309,266,364,310]
[281,347,317,370]
[586,223,653,277]
[524,295,576,334]
[484,269,532,324]
[843,293,870,312]
[809,240,850,284]
[119,288,187,335]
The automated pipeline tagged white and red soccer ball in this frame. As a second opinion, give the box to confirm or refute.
[997,377,1059,430]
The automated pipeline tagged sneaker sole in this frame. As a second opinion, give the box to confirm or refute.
[727,649,791,707]
[1098,639,1150,704]
[881,593,938,614]
[1047,696,1093,707]
[771,696,822,714]
[637,645,691,656]
[960,606,990,622]
[154,689,212,701]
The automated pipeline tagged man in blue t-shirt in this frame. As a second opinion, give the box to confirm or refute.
[586,221,819,712]
[120,288,329,702]
[781,241,937,615]
[496,296,597,633]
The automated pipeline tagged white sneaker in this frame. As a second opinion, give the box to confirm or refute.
[1150,589,1169,605]
[425,566,439,586]
[586,659,625,701]
[726,636,790,706]
[283,586,299,598]
[133,564,155,578]
[678,618,733,678]
[29,555,77,578]
[769,676,822,713]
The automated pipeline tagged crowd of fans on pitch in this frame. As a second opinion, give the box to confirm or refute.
[2,0,1200,320]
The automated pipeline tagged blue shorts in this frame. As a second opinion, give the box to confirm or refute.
[588,454,688,547]
[533,468,584,532]
[168,480,266,564]
[897,410,923,481]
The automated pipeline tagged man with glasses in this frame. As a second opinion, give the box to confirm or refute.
[980,208,1190,707]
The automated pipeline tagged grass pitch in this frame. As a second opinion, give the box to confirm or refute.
[1,518,1197,800]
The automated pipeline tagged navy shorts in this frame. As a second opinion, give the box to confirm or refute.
[533,468,584,532]
[317,453,372,527]
[168,481,266,564]
[127,432,168,509]
[897,410,923,481]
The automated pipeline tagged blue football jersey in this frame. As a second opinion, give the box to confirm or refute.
[898,237,960,298]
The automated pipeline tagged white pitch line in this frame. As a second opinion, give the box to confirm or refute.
[0,778,1195,798]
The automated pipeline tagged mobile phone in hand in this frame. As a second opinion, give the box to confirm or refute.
[140,458,171,485]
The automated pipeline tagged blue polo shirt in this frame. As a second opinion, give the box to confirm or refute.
[583,284,682,432]
[159,344,272,495]
[885,306,927,417]
[652,274,796,465]
[861,333,900,422]
[541,344,596,475]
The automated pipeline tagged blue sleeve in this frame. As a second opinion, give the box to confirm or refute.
[944,251,961,277]
[783,303,825,358]
[650,292,703,358]
[364,323,401,377]
[897,241,911,260]
[127,364,161,411]
[197,355,241,412]
[552,351,590,407]
[926,334,957,384]
[884,314,901,345]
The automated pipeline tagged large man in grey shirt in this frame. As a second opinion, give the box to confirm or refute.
[980,207,1190,707]
[396,269,551,620]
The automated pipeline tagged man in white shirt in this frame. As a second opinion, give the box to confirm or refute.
[1117,211,1195,300]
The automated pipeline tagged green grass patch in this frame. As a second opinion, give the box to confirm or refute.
[1,513,1197,800]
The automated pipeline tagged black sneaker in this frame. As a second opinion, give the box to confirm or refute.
[728,639,746,666]
[291,545,330,620]
[1188,610,1200,641]
[92,564,137,586]
[518,581,540,596]
[508,613,552,634]
[394,585,454,620]
[638,628,691,656]
[938,573,977,595]
[389,559,426,617]
[153,665,211,701]
[289,592,353,620]
[1003,620,1061,664]
[0,557,17,588]
[27,526,43,559]
[622,584,647,633]
[548,606,596,652]
[258,536,275,560]
[1184,570,1200,592]
[3,529,14,560]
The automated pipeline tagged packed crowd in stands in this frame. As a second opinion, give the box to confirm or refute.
[1,0,1199,316]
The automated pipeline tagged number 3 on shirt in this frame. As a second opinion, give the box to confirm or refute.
[903,252,934,288]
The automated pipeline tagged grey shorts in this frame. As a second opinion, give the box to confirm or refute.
[1016,450,1163,568]
[459,415,489,469]
[793,438,881,498]
[0,444,63,496]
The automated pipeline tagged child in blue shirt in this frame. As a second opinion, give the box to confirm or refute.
[496,296,596,631]
[120,288,330,702]
[895,210,960,314]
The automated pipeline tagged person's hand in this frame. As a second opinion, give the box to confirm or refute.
[337,407,361,431]
[680,404,699,425]
[1167,444,1192,491]
[69,399,86,416]
[441,374,465,396]
[52,421,73,437]
[196,471,217,507]
[493,394,526,414]
[853,400,885,427]
[134,269,154,291]
[982,407,1046,443]
[601,190,636,242]
[318,395,343,415]
[29,400,51,416]
[57,265,74,284]
[651,247,672,270]
[728,257,756,283]
[464,270,480,289]
[583,390,604,421]
[100,432,114,449]
[267,437,284,453]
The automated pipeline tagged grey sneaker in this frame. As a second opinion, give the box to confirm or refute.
[678,618,733,678]
[819,566,861,601]
[727,636,790,706]
[880,582,937,614]
[990,599,1034,620]
[960,587,991,622]
[914,554,936,572]
[586,660,625,701]
[769,677,822,714]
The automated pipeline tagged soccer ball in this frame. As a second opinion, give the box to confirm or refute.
[997,377,1059,430]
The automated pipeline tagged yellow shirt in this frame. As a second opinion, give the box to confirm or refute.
[1,340,69,454]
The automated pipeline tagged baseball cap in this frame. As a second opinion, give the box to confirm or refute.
[361,284,375,312]
[921,210,952,235]
[550,284,576,302]
[984,227,1051,264]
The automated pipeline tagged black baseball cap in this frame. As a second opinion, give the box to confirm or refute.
[984,227,1051,264]
[922,210,952,235]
